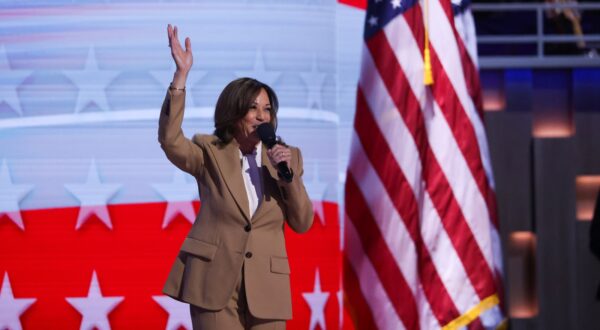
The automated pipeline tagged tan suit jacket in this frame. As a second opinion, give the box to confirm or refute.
[158,89,313,320]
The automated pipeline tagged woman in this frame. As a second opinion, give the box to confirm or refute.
[159,24,314,330]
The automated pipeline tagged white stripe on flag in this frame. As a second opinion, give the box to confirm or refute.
[428,0,495,189]
[358,46,483,315]
[454,8,479,67]
[345,217,406,330]
[348,134,419,292]
[349,131,480,318]
[383,16,496,271]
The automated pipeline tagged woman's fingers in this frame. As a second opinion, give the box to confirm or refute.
[167,24,181,49]
[166,24,192,76]
[267,146,292,167]
[168,26,182,58]
[167,25,188,55]
[271,145,291,158]
[185,37,191,53]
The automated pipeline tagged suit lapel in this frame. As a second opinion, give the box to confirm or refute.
[207,138,251,222]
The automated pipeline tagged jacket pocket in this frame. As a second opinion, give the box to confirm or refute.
[270,256,291,274]
[180,237,218,261]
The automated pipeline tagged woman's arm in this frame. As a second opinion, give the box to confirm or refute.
[268,146,314,233]
[157,24,203,175]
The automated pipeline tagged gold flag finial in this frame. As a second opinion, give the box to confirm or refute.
[423,0,434,85]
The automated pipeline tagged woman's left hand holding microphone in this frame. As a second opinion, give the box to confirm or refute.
[267,144,292,170]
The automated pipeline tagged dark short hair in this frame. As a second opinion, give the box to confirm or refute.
[213,77,279,144]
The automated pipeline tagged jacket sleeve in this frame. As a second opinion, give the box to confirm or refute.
[278,148,314,234]
[157,89,204,175]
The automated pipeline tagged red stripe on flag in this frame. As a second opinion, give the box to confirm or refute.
[434,0,484,118]
[468,318,485,330]
[457,38,484,118]
[365,32,497,301]
[353,88,460,325]
[342,255,378,330]
[430,0,497,228]
[404,1,483,121]
[403,6,425,53]
[345,174,419,329]
[433,6,509,317]
[405,2,500,230]
[428,44,499,229]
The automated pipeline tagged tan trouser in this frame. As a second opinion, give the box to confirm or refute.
[189,267,286,330]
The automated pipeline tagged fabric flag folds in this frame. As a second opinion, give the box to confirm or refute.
[343,0,505,329]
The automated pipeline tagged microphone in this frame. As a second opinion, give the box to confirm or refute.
[257,123,293,183]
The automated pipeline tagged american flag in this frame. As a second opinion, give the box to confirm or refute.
[343,0,505,329]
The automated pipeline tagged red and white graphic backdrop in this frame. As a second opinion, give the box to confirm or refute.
[0,201,342,329]
[0,1,360,329]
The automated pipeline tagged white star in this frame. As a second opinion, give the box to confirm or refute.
[235,48,281,86]
[0,159,34,230]
[306,163,327,226]
[0,45,31,116]
[391,0,402,9]
[66,271,124,330]
[299,54,327,110]
[302,269,330,330]
[64,46,119,113]
[64,159,121,230]
[368,16,378,27]
[152,295,192,330]
[152,170,198,228]
[150,62,206,108]
[0,272,36,330]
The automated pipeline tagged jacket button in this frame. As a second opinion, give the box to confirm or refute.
[244,224,251,232]
[245,252,253,258]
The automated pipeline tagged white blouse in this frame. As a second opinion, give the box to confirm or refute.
[239,143,263,217]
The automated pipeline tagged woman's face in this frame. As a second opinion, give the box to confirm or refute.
[236,88,272,144]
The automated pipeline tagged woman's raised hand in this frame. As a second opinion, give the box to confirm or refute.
[167,24,193,89]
